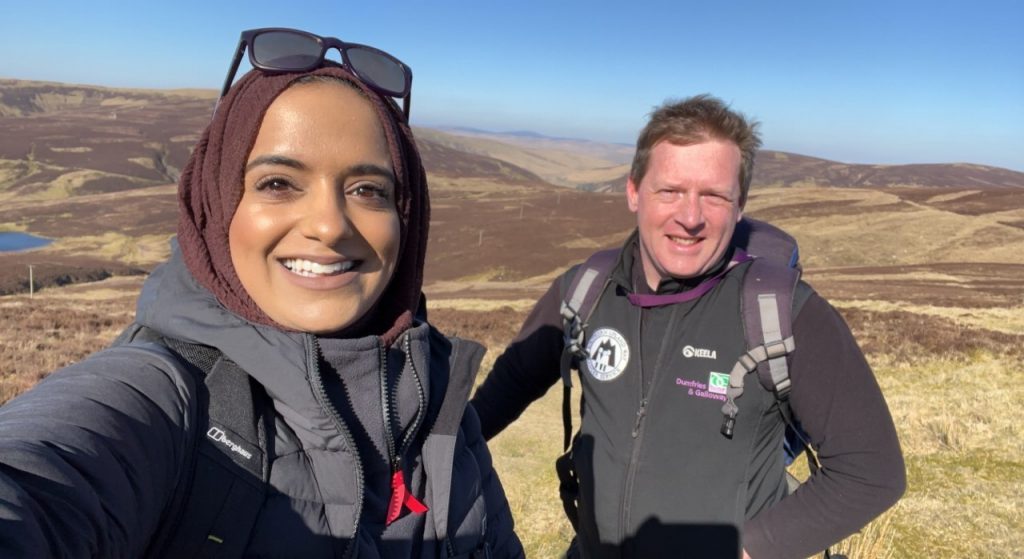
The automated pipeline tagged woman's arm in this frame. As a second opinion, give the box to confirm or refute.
[0,345,197,558]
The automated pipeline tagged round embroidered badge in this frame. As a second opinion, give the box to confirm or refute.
[585,328,630,381]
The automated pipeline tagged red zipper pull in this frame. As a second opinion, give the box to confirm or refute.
[386,469,428,525]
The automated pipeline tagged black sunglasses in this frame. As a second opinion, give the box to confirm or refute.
[219,28,413,119]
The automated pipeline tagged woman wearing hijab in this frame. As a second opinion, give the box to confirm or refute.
[0,28,523,558]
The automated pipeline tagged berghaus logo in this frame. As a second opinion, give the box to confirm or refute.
[207,427,253,460]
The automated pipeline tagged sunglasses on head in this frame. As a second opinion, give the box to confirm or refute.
[219,27,413,120]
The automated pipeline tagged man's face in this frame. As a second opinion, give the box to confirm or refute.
[626,139,743,289]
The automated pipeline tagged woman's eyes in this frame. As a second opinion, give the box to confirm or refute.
[348,183,390,200]
[346,183,394,206]
[253,177,297,194]
[250,178,391,203]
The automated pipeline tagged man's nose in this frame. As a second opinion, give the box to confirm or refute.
[675,192,704,229]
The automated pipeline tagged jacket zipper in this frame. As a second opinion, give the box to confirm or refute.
[380,334,427,514]
[620,303,669,550]
[379,343,397,469]
[618,307,647,545]
[306,335,364,559]
[399,333,427,458]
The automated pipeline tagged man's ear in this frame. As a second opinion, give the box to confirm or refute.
[626,177,640,213]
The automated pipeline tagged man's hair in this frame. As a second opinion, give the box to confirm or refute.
[629,94,762,207]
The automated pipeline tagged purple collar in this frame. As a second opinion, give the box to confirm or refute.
[626,250,752,308]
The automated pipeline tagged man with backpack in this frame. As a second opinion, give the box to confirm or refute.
[470,95,906,559]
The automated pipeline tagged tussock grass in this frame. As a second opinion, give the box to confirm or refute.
[0,221,29,232]
[427,306,526,356]
[50,232,172,265]
[48,146,93,153]
[745,187,1024,269]
[831,506,898,559]
[835,299,1024,336]
[486,387,576,557]
[558,231,631,250]
[427,298,539,313]
[0,281,138,404]
[38,170,113,199]
[128,156,157,169]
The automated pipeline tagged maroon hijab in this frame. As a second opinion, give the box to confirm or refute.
[176,66,429,346]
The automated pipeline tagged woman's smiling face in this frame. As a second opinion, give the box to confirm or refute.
[228,81,400,334]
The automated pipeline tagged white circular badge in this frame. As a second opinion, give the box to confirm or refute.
[585,328,630,381]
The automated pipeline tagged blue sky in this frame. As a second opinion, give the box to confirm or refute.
[2,0,1022,171]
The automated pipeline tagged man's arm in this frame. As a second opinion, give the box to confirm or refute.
[742,290,906,559]
[470,277,566,440]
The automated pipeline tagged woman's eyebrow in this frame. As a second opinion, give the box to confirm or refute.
[244,158,393,182]
[245,155,307,173]
[348,164,395,182]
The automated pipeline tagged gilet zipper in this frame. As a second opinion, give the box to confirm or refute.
[380,333,427,517]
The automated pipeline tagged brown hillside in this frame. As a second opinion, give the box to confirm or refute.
[416,137,546,184]
[421,127,633,188]
[0,79,551,200]
[0,79,214,201]
[754,151,1024,188]
[432,127,635,164]
[3,77,1024,301]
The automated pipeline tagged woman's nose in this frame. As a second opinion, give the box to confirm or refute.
[300,184,352,244]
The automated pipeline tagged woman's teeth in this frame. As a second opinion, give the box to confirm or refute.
[282,258,356,276]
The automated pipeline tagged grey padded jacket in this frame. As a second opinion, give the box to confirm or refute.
[0,249,524,558]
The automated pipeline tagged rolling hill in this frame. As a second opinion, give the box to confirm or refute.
[2,76,1024,299]
[3,77,1022,206]
[578,150,1024,192]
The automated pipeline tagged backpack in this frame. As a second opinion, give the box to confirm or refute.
[110,324,272,559]
[555,217,845,558]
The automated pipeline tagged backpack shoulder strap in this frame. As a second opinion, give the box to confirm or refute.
[718,217,803,437]
[744,258,801,398]
[558,249,619,451]
[560,249,620,364]
[721,256,801,437]
[112,324,271,559]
